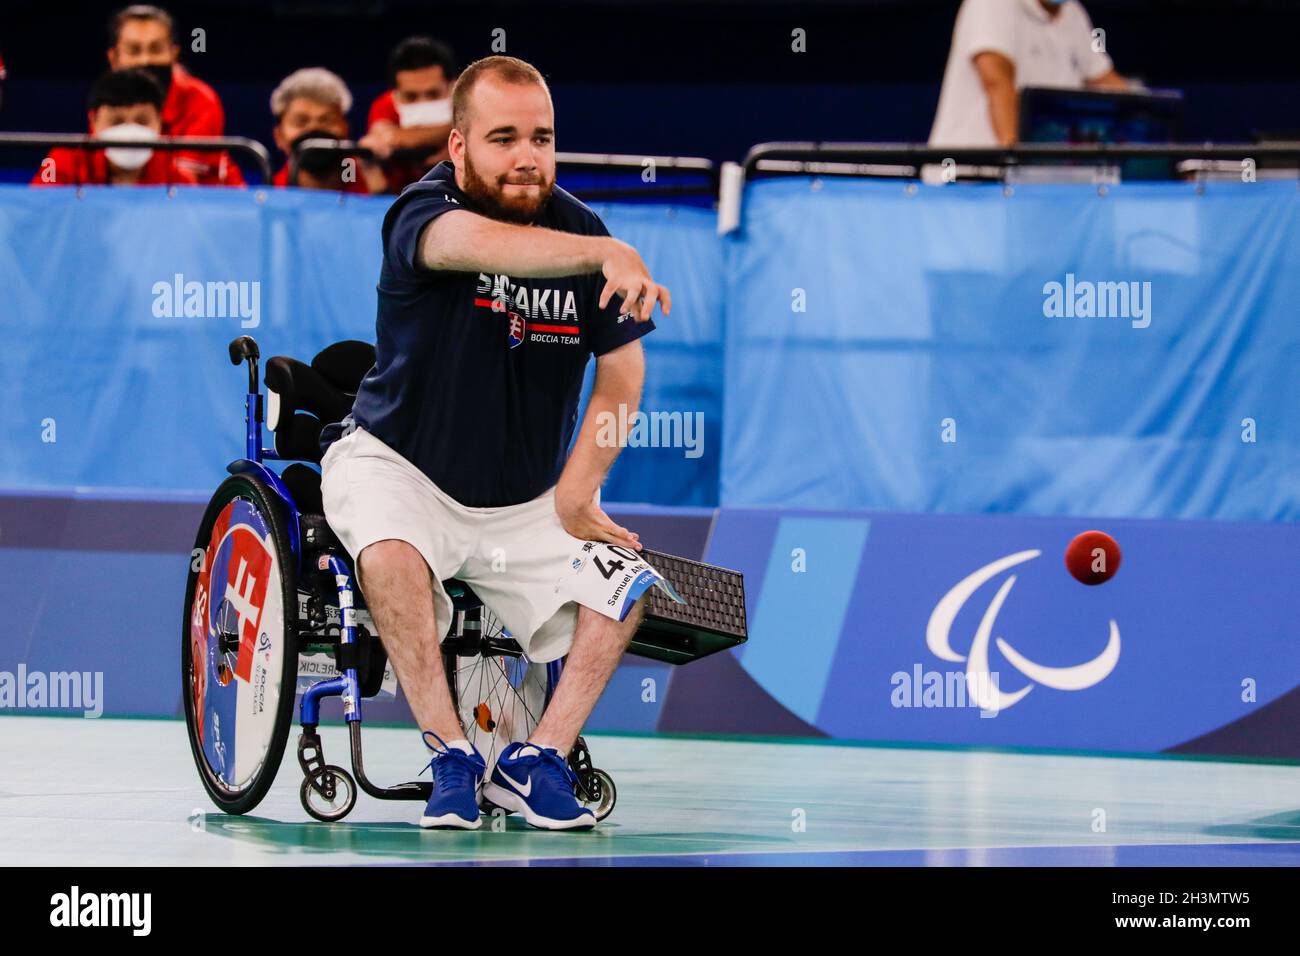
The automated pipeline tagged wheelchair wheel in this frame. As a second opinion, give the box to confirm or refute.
[580,768,617,822]
[445,605,548,787]
[182,473,299,815]
[300,765,357,822]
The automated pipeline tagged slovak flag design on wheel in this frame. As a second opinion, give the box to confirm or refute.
[189,498,285,790]
[507,311,526,349]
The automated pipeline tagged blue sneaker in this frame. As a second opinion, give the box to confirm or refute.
[482,742,596,830]
[419,731,486,829]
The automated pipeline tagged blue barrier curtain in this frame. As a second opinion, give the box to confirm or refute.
[722,178,1300,521]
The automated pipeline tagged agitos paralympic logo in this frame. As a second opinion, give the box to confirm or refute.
[925,550,1121,714]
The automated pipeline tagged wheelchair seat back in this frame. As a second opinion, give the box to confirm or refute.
[265,339,375,464]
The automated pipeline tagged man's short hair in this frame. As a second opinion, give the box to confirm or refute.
[451,56,548,135]
[270,67,353,119]
[108,4,176,47]
[88,68,164,112]
[387,36,458,88]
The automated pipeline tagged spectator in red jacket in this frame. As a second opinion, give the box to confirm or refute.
[270,67,381,193]
[358,36,458,193]
[106,4,244,185]
[32,69,197,186]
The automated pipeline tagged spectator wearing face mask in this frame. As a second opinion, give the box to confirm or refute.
[358,36,458,193]
[270,67,382,193]
[32,68,197,186]
[105,4,243,185]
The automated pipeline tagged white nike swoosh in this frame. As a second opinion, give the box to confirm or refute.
[499,767,531,797]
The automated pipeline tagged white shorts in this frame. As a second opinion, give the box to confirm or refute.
[319,426,586,662]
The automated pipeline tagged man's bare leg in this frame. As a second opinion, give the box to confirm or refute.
[529,598,645,756]
[357,539,462,742]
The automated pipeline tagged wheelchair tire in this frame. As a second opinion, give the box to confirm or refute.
[583,768,617,822]
[182,473,299,816]
[300,765,357,822]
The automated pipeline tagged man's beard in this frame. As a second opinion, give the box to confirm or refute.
[461,151,554,224]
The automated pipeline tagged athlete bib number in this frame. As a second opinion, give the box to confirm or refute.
[557,542,684,622]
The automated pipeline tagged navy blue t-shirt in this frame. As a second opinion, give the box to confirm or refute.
[321,161,654,507]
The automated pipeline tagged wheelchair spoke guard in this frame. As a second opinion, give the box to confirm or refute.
[183,473,299,815]
[444,604,549,791]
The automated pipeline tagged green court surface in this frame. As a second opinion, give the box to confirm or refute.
[1,715,1297,866]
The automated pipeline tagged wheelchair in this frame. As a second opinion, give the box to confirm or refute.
[182,335,747,824]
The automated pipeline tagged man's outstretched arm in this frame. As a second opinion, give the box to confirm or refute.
[418,209,671,322]
[554,339,645,550]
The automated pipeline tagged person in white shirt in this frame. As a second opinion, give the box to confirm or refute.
[930,0,1129,147]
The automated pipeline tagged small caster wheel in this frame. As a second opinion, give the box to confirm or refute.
[580,768,617,821]
[301,765,357,822]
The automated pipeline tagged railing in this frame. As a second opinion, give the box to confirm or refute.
[712,141,1300,233]
[291,139,718,200]
[738,141,1300,181]
[0,132,273,183]
[288,137,374,188]
[554,151,717,200]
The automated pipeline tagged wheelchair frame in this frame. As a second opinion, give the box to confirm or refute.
[183,335,615,824]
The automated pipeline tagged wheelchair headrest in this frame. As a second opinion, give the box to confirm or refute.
[264,340,375,463]
[312,340,376,395]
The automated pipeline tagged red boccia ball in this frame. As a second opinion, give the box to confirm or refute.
[1065,530,1121,585]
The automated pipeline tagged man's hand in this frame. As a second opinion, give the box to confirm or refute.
[555,483,642,551]
[552,340,644,551]
[599,239,672,322]
[1085,68,1131,92]
[359,122,399,161]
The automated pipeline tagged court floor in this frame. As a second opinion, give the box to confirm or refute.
[1,715,1297,866]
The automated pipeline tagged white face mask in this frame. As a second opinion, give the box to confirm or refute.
[395,97,451,128]
[99,123,159,170]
